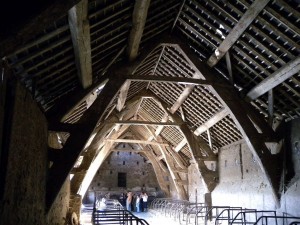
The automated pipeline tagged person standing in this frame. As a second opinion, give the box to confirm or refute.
[136,195,141,212]
[126,191,133,211]
[142,192,148,212]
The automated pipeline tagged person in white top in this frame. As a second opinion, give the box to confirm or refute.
[135,195,141,212]
[142,192,148,212]
[97,197,106,212]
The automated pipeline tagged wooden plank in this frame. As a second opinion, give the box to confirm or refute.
[111,148,148,152]
[268,90,274,126]
[194,108,229,136]
[170,84,195,114]
[77,139,113,196]
[116,80,131,111]
[154,113,168,136]
[158,144,188,199]
[105,138,170,146]
[246,56,300,101]
[127,0,151,61]
[225,52,234,85]
[143,151,170,196]
[112,120,181,126]
[174,139,187,152]
[207,0,271,67]
[126,75,226,86]
[168,148,187,169]
[68,0,92,89]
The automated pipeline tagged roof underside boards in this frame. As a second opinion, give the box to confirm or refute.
[174,0,300,121]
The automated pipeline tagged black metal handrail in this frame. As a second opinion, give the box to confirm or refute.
[92,209,149,225]
[230,210,277,225]
[253,216,300,225]
[203,206,232,225]
[215,207,253,225]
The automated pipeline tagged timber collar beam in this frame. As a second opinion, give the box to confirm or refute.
[125,75,231,88]
[105,138,170,146]
[109,120,182,127]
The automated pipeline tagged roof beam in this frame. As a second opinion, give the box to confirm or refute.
[126,75,227,86]
[170,85,196,114]
[143,150,171,196]
[127,0,151,62]
[207,0,271,67]
[194,108,229,136]
[105,138,170,146]
[116,80,131,111]
[158,142,188,200]
[112,120,181,127]
[246,56,300,101]
[68,0,92,89]
[77,129,124,197]
[174,139,187,152]
[111,148,146,152]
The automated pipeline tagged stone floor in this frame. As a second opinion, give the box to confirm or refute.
[80,205,182,225]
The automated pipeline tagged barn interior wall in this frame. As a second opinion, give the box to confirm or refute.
[188,119,300,217]
[0,81,71,225]
[84,151,170,204]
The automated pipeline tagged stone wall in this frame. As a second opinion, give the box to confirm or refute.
[86,151,162,202]
[188,119,300,217]
[0,82,48,225]
[46,179,70,225]
[0,82,72,225]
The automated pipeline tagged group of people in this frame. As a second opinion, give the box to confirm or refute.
[126,191,148,212]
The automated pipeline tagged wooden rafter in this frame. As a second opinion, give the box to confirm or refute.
[105,138,170,146]
[158,143,188,200]
[194,108,229,136]
[127,0,151,62]
[111,120,181,127]
[116,80,131,111]
[77,125,129,196]
[246,56,300,101]
[68,0,92,89]
[143,150,170,196]
[207,0,271,67]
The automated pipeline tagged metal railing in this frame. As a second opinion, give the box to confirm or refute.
[215,207,253,225]
[93,209,149,225]
[253,216,300,225]
[203,206,232,225]
[149,198,300,225]
[177,202,205,224]
[230,210,277,225]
